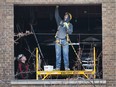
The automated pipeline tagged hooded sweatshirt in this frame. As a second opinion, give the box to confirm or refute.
[55,7,73,39]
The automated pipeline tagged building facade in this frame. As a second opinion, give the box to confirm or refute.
[0,0,115,87]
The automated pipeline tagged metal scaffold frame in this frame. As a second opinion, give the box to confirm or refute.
[35,47,96,80]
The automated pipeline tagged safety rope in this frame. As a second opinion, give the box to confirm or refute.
[67,34,85,70]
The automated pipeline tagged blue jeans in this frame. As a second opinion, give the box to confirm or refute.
[55,39,69,69]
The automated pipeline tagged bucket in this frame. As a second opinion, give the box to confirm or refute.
[44,65,53,71]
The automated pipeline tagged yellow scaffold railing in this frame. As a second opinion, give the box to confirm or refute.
[36,47,96,80]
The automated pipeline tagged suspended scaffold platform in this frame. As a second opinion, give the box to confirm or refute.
[35,47,96,80]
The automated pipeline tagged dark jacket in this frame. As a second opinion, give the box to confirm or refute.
[16,62,29,79]
[55,7,73,39]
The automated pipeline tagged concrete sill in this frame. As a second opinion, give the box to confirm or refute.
[11,79,106,85]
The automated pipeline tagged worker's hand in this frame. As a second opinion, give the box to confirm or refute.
[56,5,59,8]
[63,22,69,29]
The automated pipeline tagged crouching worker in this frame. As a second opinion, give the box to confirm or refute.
[16,54,29,79]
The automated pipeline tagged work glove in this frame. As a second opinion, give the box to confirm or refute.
[63,22,69,29]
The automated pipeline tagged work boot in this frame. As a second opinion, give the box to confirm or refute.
[54,68,60,71]
[65,68,70,71]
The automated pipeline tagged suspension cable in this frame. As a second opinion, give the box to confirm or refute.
[67,34,85,69]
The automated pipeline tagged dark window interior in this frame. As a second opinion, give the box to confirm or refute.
[14,5,102,79]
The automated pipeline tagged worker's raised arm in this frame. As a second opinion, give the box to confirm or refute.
[55,6,62,26]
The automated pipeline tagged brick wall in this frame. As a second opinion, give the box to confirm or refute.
[0,1,14,87]
[102,2,116,87]
[0,0,115,87]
